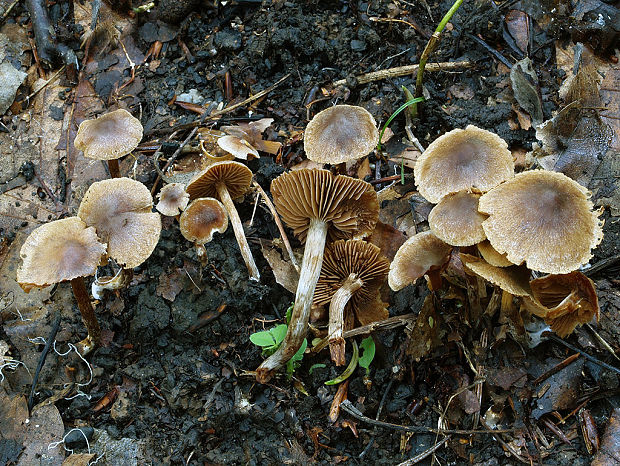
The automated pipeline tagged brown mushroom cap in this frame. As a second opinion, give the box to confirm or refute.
[185,161,253,201]
[304,105,379,164]
[217,135,260,160]
[314,240,389,312]
[156,183,190,216]
[414,125,514,203]
[477,240,514,267]
[271,168,379,242]
[17,217,107,291]
[479,170,604,274]
[388,231,452,291]
[460,253,531,296]
[74,109,143,161]
[428,190,487,246]
[528,271,599,338]
[77,177,162,269]
[179,197,228,245]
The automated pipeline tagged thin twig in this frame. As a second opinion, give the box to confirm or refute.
[253,181,299,272]
[585,324,620,363]
[151,127,198,195]
[397,436,451,466]
[28,312,61,412]
[332,61,473,88]
[547,334,620,376]
[359,379,395,458]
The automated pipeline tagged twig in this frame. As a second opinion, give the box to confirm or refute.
[151,127,198,195]
[583,254,620,276]
[397,436,451,466]
[19,65,65,105]
[253,181,299,272]
[547,334,620,376]
[359,379,395,458]
[532,353,580,386]
[466,33,514,69]
[28,312,61,412]
[332,61,473,88]
[585,324,620,363]
[1,0,20,21]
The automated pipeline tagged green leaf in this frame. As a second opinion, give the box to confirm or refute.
[358,336,376,370]
[285,303,294,325]
[270,324,288,345]
[249,330,277,347]
[286,338,307,376]
[309,363,326,375]
[325,341,359,385]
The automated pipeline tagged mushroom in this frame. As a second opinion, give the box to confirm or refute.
[314,240,389,365]
[388,231,452,292]
[256,168,379,381]
[428,190,487,246]
[16,217,107,353]
[479,170,604,274]
[185,161,259,280]
[156,183,190,216]
[304,105,379,164]
[477,240,514,267]
[414,125,514,203]
[77,177,162,269]
[217,135,259,160]
[74,109,143,178]
[179,197,228,265]
[526,271,599,338]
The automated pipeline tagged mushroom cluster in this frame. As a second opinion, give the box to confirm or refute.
[389,125,603,339]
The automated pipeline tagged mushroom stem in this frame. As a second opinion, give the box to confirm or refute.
[257,219,328,382]
[328,273,363,366]
[70,276,101,354]
[196,244,208,266]
[216,182,260,281]
[107,159,121,178]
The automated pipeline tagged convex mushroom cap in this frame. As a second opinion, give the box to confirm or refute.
[74,109,143,161]
[526,271,599,338]
[180,197,228,245]
[479,170,603,274]
[17,217,107,291]
[414,125,514,203]
[78,177,161,269]
[156,183,190,216]
[428,190,487,246]
[304,105,378,164]
[388,231,452,291]
[186,161,252,200]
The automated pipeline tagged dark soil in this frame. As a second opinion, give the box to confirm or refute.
[1,0,619,465]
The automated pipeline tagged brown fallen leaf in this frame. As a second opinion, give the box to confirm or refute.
[63,453,96,466]
[260,239,299,294]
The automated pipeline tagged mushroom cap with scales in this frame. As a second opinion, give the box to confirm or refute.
[479,170,603,274]
[185,161,253,201]
[428,190,487,247]
[77,177,162,269]
[17,217,107,292]
[414,125,514,203]
[74,109,143,161]
[156,182,190,216]
[270,168,379,243]
[304,105,379,164]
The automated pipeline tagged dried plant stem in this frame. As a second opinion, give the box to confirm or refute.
[71,277,100,354]
[107,159,121,178]
[216,183,260,281]
[257,219,328,382]
[329,274,363,366]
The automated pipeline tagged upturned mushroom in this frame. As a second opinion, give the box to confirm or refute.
[525,271,599,338]
[185,161,259,280]
[304,105,379,164]
[388,231,452,292]
[77,177,162,269]
[179,197,228,265]
[17,217,107,354]
[156,182,190,216]
[428,190,487,246]
[314,240,389,365]
[256,168,378,382]
[74,109,143,178]
[479,170,604,274]
[414,125,514,203]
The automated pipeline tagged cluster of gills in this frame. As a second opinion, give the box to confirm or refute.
[16,105,604,383]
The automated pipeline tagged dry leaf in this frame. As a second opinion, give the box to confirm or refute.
[260,239,299,294]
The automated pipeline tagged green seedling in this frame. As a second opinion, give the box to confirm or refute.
[358,336,376,376]
[309,363,326,375]
[325,341,359,385]
[249,324,287,357]
[286,338,307,378]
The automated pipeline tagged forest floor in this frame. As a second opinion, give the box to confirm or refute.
[0,0,619,464]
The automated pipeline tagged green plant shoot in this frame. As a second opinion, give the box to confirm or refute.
[358,336,376,376]
[286,338,307,377]
[249,323,287,356]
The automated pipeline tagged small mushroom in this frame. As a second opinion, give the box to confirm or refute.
[256,168,379,382]
[156,183,190,216]
[479,170,604,274]
[304,105,379,164]
[77,177,162,269]
[414,125,514,203]
[185,161,259,280]
[179,197,228,265]
[477,240,514,267]
[217,135,259,160]
[388,231,452,292]
[526,271,599,338]
[314,240,389,365]
[16,217,107,353]
[74,109,143,178]
[428,190,487,246]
